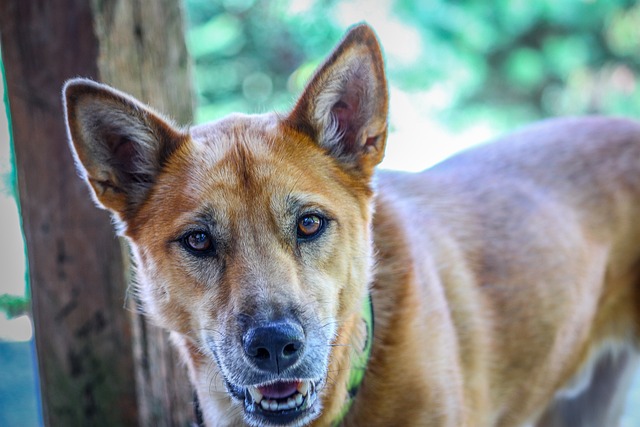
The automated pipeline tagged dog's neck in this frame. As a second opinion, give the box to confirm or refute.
[330,294,374,426]
[296,293,373,427]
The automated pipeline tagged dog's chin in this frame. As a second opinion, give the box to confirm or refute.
[226,378,324,427]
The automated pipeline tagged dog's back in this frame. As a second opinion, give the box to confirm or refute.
[365,116,640,426]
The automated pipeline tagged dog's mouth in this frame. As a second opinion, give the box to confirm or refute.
[228,378,321,425]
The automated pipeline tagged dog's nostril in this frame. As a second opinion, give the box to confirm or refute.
[255,347,270,360]
[283,342,300,357]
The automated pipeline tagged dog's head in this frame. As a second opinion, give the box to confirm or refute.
[63,24,387,427]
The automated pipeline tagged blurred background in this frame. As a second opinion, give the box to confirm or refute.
[1,0,640,425]
[186,0,640,170]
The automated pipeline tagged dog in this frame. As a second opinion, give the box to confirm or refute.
[63,23,640,427]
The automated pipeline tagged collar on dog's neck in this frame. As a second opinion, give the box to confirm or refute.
[192,295,375,427]
[331,293,374,426]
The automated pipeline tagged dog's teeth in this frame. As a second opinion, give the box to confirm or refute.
[248,386,263,403]
[256,389,310,412]
[287,397,296,409]
[278,401,289,411]
[297,381,310,396]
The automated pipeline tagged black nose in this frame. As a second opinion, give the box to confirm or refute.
[243,321,305,373]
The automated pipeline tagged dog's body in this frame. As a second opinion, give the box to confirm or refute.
[364,116,640,427]
[64,24,640,426]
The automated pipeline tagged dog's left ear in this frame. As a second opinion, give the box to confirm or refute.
[287,23,388,177]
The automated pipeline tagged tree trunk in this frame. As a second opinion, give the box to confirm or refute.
[0,1,194,425]
[90,1,195,425]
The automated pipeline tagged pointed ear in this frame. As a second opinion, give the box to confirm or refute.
[63,78,188,221]
[287,23,388,177]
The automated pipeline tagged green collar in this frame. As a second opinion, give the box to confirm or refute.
[332,293,374,426]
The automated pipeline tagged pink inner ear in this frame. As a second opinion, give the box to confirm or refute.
[365,136,379,148]
[331,92,362,152]
[107,134,140,173]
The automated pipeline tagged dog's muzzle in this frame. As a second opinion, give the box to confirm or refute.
[211,317,327,426]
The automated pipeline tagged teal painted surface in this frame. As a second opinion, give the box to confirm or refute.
[1,44,42,427]
[622,369,640,427]
[0,341,43,427]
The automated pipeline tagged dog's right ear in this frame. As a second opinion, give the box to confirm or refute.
[63,79,187,222]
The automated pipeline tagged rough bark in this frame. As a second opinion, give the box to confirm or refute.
[90,1,195,425]
[0,0,194,425]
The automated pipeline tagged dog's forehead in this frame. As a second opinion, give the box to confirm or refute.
[191,112,277,136]
[154,113,340,221]
[131,111,367,244]
[190,112,277,160]
[186,112,316,188]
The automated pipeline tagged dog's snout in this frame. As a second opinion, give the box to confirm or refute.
[243,321,305,373]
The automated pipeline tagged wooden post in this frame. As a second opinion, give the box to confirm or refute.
[0,0,194,425]
[90,1,195,425]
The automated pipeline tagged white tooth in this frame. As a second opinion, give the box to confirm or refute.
[278,401,288,411]
[297,381,309,396]
[248,387,263,403]
[287,397,296,408]
[295,393,303,406]
[269,400,278,411]
[261,400,270,410]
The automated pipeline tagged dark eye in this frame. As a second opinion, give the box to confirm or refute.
[297,214,325,240]
[182,231,214,256]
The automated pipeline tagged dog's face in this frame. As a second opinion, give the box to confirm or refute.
[132,114,374,425]
[64,24,387,427]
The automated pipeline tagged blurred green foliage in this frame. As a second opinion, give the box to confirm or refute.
[185,0,640,130]
[186,0,344,121]
[0,294,29,319]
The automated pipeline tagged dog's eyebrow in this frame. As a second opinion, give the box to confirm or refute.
[191,207,218,227]
[284,193,337,218]
[285,193,322,210]
[171,207,216,231]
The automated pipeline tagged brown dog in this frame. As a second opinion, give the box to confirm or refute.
[63,23,640,427]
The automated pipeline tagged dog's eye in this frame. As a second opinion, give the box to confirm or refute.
[297,214,325,240]
[182,231,214,255]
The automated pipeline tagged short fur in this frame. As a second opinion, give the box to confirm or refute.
[63,24,640,427]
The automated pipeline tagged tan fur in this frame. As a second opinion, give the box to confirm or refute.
[63,24,640,427]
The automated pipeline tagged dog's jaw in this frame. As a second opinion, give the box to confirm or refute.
[233,379,324,427]
[190,300,374,427]
[201,328,330,427]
